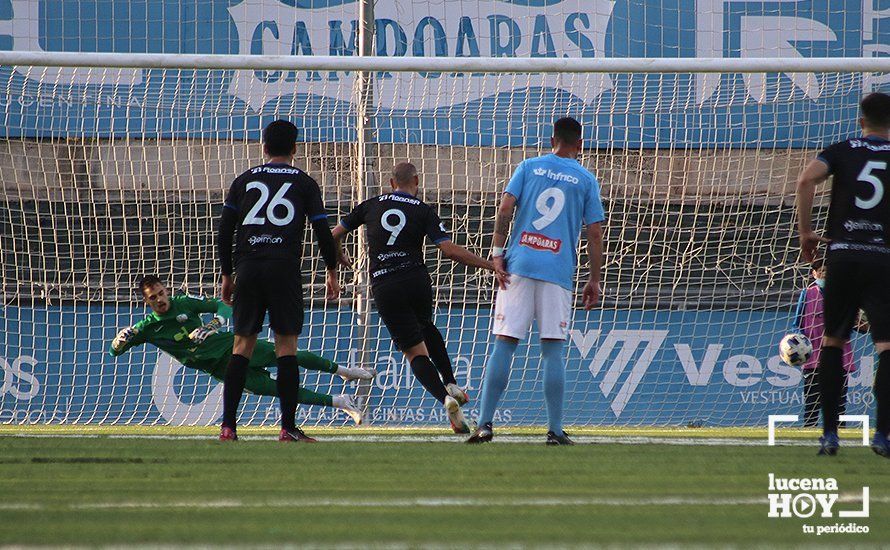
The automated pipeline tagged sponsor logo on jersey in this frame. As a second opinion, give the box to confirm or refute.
[377,250,408,262]
[382,194,420,205]
[849,139,890,152]
[251,166,301,175]
[532,167,580,184]
[519,231,562,253]
[248,234,284,246]
[843,219,884,232]
[829,242,890,254]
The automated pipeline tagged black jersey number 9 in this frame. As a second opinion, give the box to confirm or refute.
[856,161,887,210]
[381,208,407,245]
[243,181,295,226]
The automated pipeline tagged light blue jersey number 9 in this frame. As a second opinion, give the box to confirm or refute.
[532,188,566,230]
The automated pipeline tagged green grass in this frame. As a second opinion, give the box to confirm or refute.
[0,424,864,439]
[0,433,888,546]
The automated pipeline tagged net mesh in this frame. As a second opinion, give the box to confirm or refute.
[0,0,886,426]
[0,64,880,427]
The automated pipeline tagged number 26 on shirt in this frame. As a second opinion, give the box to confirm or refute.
[243,181,295,226]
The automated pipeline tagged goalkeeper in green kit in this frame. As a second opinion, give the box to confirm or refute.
[110,276,374,425]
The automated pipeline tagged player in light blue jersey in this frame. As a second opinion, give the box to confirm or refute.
[468,117,605,445]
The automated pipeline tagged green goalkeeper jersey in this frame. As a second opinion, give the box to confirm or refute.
[109,294,236,369]
[108,294,323,373]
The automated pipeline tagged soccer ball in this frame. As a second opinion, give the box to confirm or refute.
[779,333,813,367]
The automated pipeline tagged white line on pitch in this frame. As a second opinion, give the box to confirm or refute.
[3,433,825,446]
[0,493,881,512]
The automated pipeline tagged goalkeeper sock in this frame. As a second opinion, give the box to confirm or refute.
[222,354,250,429]
[296,350,337,374]
[478,338,518,427]
[246,370,332,407]
[298,388,333,407]
[875,351,890,436]
[409,355,448,403]
[276,355,300,432]
[818,345,844,435]
[423,324,457,386]
[541,339,566,436]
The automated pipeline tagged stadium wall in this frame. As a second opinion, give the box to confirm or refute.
[0,139,819,205]
[0,304,878,426]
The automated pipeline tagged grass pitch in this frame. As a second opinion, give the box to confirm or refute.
[0,428,887,546]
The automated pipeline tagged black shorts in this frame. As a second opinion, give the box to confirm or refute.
[372,272,433,350]
[233,260,304,336]
[823,260,890,342]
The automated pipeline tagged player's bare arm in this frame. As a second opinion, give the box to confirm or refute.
[583,221,603,310]
[795,158,832,262]
[437,241,496,271]
[312,216,341,300]
[491,192,517,289]
[330,224,352,268]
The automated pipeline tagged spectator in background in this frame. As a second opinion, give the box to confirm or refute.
[793,258,857,427]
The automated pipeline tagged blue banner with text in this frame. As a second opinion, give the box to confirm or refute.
[0,0,886,145]
[0,305,877,427]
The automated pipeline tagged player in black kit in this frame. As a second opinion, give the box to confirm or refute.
[333,162,507,433]
[217,120,340,442]
[797,92,890,457]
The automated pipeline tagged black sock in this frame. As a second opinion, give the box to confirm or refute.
[875,351,890,436]
[410,355,448,403]
[222,354,250,430]
[423,325,457,386]
[818,346,844,435]
[276,355,300,433]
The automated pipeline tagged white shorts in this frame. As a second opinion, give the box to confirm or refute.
[493,275,572,340]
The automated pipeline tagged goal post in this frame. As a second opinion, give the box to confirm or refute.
[1,53,888,427]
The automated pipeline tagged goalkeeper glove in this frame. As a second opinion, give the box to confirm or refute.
[112,326,139,352]
[189,315,224,344]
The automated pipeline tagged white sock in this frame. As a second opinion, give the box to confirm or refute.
[332,395,348,409]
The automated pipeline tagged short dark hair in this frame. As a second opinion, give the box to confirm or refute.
[860,93,890,129]
[138,275,163,295]
[811,258,824,271]
[553,117,582,144]
[391,162,418,185]
[263,120,298,156]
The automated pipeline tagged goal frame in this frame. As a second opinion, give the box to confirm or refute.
[2,52,888,428]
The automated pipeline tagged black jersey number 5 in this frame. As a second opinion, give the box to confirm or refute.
[856,161,887,210]
[381,208,407,245]
[243,181,295,226]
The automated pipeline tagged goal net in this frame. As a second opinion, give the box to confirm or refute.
[0,0,887,428]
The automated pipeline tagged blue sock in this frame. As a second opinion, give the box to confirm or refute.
[478,338,518,426]
[541,340,566,435]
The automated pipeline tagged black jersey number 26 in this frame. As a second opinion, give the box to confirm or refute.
[857,161,887,210]
[243,181,295,226]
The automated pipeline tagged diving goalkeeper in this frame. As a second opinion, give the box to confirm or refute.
[109,275,374,425]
